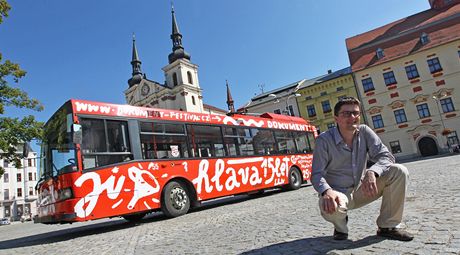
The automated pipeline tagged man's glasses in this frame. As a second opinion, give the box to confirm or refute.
[338,111,361,117]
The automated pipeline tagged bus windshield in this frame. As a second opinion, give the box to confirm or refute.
[39,103,77,179]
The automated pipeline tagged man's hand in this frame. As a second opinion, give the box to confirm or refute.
[361,170,378,197]
[321,189,344,214]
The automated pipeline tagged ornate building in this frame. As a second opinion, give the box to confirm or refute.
[346,0,460,159]
[124,6,225,115]
[296,67,359,134]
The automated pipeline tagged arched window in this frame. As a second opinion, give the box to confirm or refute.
[173,73,178,86]
[187,71,193,84]
[192,96,196,105]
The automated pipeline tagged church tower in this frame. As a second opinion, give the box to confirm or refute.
[161,5,204,112]
[125,5,204,113]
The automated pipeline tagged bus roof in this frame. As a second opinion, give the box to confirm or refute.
[69,99,316,132]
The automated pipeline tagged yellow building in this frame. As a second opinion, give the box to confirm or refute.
[297,67,358,134]
[346,1,460,160]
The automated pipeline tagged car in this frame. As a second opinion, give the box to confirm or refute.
[0,218,10,225]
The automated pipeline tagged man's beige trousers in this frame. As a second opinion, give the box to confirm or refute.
[318,164,409,233]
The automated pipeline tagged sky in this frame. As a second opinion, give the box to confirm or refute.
[1,0,431,124]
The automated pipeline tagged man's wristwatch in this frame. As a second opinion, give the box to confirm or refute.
[321,189,330,196]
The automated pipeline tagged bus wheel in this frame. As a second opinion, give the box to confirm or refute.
[123,212,146,222]
[162,181,191,218]
[287,168,302,190]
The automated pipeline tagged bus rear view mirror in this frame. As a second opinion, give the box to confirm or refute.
[73,124,83,144]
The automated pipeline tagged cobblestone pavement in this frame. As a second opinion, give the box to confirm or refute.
[0,154,459,255]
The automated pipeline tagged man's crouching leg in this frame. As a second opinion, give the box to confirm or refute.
[319,191,349,234]
[377,163,409,228]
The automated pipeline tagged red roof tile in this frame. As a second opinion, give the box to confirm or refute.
[346,3,460,72]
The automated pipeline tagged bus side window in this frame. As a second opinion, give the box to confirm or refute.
[139,121,188,159]
[252,129,276,155]
[293,132,310,153]
[275,131,297,154]
[187,125,224,158]
[80,118,133,169]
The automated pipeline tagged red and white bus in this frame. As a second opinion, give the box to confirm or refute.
[35,100,316,224]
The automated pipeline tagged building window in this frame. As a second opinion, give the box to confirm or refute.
[17,173,22,182]
[383,71,397,86]
[3,160,9,168]
[307,105,316,117]
[440,98,455,113]
[274,109,281,114]
[28,172,33,181]
[336,86,343,91]
[420,32,430,45]
[372,115,384,129]
[405,64,419,80]
[416,103,431,118]
[394,109,407,124]
[29,187,34,196]
[447,131,459,148]
[3,173,8,183]
[327,123,335,129]
[321,100,331,113]
[427,57,442,73]
[173,72,178,86]
[187,71,193,84]
[320,91,327,96]
[305,96,312,100]
[376,48,384,59]
[362,78,374,92]
[191,96,196,105]
[390,141,402,154]
[3,189,9,200]
[288,105,294,116]
[17,188,22,197]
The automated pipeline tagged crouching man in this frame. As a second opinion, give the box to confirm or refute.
[311,96,413,241]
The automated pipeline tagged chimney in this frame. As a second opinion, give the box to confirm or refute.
[429,0,459,9]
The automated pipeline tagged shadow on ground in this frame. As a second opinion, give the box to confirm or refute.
[241,235,384,255]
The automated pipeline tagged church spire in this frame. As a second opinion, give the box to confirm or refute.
[128,34,143,87]
[226,80,235,113]
[168,4,191,64]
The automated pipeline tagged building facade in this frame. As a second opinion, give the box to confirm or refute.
[0,149,38,222]
[297,67,358,134]
[346,1,460,160]
[240,79,306,116]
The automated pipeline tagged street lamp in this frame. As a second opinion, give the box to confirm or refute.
[284,93,301,116]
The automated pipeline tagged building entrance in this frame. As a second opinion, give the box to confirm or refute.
[418,136,438,157]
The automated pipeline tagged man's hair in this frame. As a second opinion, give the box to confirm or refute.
[334,96,361,116]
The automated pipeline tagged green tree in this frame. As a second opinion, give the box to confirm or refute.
[0,0,44,176]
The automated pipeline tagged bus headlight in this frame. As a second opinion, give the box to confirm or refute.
[58,188,74,201]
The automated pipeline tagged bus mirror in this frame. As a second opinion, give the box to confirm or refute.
[72,124,82,144]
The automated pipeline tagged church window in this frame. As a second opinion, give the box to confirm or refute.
[187,71,193,84]
[192,96,196,105]
[173,73,178,86]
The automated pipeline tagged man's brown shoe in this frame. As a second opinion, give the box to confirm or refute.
[377,228,414,241]
[333,229,348,240]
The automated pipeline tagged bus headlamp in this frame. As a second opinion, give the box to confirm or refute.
[58,188,74,201]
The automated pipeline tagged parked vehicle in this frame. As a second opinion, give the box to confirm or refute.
[0,218,10,225]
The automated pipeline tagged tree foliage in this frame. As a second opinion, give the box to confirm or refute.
[0,0,44,176]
